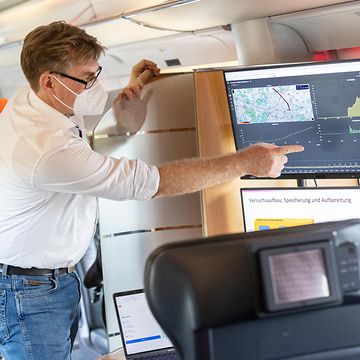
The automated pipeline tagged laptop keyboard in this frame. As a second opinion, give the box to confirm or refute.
[137,352,178,360]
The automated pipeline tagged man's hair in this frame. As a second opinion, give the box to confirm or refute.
[21,21,106,91]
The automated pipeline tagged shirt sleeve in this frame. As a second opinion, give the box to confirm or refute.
[32,139,160,201]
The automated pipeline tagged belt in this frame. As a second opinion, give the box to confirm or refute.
[0,264,75,277]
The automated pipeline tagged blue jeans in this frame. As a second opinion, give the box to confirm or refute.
[0,269,80,360]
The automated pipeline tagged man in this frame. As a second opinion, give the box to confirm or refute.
[0,21,303,359]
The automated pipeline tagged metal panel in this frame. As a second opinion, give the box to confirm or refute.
[103,227,202,350]
[94,131,197,166]
[99,193,201,236]
[94,73,202,351]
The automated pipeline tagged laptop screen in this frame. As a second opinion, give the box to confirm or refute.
[240,187,360,232]
[113,289,173,356]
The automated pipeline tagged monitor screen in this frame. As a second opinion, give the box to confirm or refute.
[224,60,360,178]
[269,248,330,304]
[241,187,360,232]
[259,241,340,312]
[113,290,173,356]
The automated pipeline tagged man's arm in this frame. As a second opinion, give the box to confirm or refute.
[154,143,304,198]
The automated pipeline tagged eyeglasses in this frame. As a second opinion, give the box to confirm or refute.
[50,66,102,90]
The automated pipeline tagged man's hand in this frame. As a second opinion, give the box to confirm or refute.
[112,59,160,131]
[239,143,304,178]
[128,59,160,87]
[113,59,160,103]
[113,83,144,103]
[113,89,153,133]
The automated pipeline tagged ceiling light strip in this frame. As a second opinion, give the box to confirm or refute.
[124,0,201,18]
[0,0,201,49]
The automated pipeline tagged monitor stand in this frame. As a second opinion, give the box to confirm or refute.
[297,179,307,188]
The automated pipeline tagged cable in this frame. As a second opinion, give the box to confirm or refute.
[314,178,318,187]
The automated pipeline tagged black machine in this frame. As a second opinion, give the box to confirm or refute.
[224,59,360,179]
[144,219,360,360]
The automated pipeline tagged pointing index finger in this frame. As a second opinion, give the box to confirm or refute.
[273,145,304,155]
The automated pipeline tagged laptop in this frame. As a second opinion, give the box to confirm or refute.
[113,289,178,360]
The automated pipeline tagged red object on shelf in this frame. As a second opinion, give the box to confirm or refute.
[0,98,8,113]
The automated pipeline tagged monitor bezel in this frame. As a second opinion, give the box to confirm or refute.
[240,186,360,233]
[259,241,342,312]
[223,59,360,179]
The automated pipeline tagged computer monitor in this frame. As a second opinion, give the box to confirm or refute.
[224,59,360,179]
[240,187,360,232]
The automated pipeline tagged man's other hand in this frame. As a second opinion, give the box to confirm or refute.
[240,142,304,178]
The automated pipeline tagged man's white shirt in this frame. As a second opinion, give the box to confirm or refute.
[0,86,159,268]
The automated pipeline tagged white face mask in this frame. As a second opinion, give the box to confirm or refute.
[52,75,108,117]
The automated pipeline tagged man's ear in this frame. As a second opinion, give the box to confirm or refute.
[39,73,54,94]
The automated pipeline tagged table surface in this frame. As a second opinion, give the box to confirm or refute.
[96,348,125,360]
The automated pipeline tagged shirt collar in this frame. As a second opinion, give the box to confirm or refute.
[28,86,82,130]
